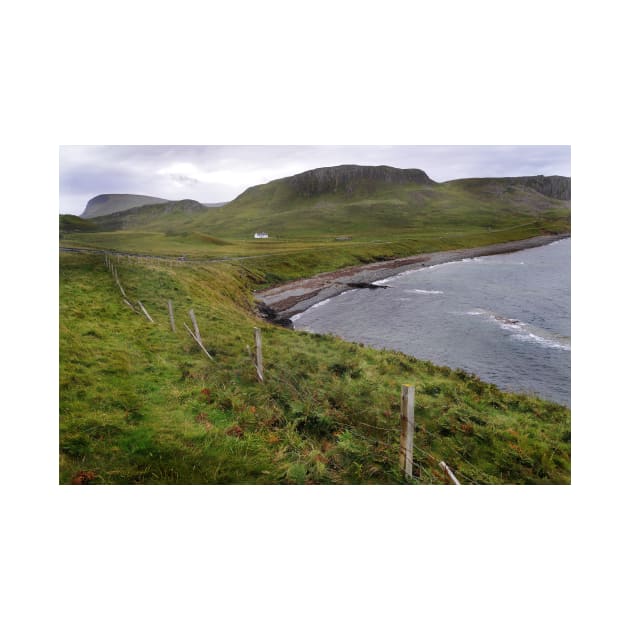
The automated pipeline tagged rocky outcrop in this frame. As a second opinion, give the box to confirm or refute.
[285,164,435,197]
[505,175,571,200]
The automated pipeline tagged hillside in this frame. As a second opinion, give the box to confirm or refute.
[67,166,570,242]
[451,175,570,201]
[190,166,570,238]
[59,165,571,289]
[59,164,571,484]
[59,252,570,484]
[90,199,209,232]
[81,193,170,218]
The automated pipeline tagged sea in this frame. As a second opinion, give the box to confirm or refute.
[292,238,571,407]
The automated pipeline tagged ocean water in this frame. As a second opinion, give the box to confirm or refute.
[292,239,571,406]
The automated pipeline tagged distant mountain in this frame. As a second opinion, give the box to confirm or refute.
[196,165,570,238]
[90,199,208,231]
[81,194,170,219]
[452,175,570,201]
[73,166,570,239]
[232,164,435,203]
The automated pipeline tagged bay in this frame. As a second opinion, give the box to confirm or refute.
[292,238,571,407]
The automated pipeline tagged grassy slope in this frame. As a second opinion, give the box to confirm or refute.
[60,175,570,484]
[60,178,570,283]
[60,218,568,289]
[61,178,570,241]
[60,253,570,484]
[193,177,569,237]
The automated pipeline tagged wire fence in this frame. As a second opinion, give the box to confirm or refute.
[102,254,493,485]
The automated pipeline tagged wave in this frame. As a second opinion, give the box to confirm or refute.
[290,296,336,322]
[404,289,444,295]
[471,257,526,266]
[373,258,474,285]
[310,298,331,309]
[466,308,570,351]
[373,268,424,284]
[512,332,571,351]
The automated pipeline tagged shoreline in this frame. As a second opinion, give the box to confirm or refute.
[255,233,570,325]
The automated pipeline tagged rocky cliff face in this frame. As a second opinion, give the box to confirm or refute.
[503,175,570,200]
[285,164,435,196]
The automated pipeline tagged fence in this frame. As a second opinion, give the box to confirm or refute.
[103,254,467,484]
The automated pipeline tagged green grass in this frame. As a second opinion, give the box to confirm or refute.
[61,177,570,242]
[60,176,570,286]
[60,252,570,484]
[59,173,570,484]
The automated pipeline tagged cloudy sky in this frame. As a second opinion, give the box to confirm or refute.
[59,145,570,215]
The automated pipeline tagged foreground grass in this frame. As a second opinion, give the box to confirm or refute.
[60,253,570,484]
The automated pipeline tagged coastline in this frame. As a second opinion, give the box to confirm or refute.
[255,233,570,325]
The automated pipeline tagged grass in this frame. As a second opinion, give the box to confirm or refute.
[59,172,570,484]
[60,176,570,289]
[60,251,570,484]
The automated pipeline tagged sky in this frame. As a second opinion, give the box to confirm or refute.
[59,145,570,215]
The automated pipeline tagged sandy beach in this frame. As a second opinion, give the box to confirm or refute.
[255,233,570,325]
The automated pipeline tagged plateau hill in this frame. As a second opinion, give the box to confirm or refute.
[81,193,170,219]
[61,164,570,256]
[188,165,570,238]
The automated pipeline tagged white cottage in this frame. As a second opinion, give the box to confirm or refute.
[254,232,269,239]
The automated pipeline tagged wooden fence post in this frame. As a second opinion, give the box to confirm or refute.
[184,323,214,360]
[439,461,461,485]
[168,300,176,332]
[254,327,264,382]
[400,384,415,478]
[113,268,127,298]
[137,300,154,323]
[189,309,201,342]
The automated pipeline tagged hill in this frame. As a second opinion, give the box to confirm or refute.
[453,175,570,201]
[81,193,171,218]
[90,199,209,231]
[59,164,571,484]
[59,251,570,484]
[184,165,570,239]
[59,214,100,234]
[70,166,570,240]
[60,165,570,264]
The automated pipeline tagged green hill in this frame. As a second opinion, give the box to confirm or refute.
[90,199,210,232]
[199,166,569,238]
[81,193,170,219]
[59,214,100,234]
[68,165,570,241]
[59,252,570,484]
[59,164,571,484]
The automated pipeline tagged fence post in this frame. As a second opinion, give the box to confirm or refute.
[184,323,214,360]
[137,300,154,323]
[189,309,201,342]
[113,268,127,298]
[439,461,461,485]
[400,384,415,478]
[168,300,176,332]
[254,327,264,382]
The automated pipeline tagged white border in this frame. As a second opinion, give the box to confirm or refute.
[4,1,627,628]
